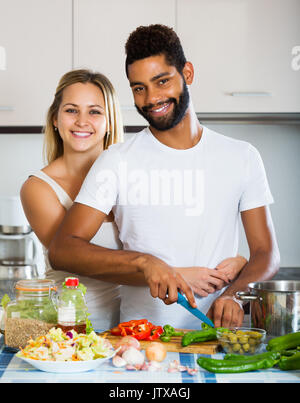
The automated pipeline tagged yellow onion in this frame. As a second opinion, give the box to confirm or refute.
[145,342,167,362]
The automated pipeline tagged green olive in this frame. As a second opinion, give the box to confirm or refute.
[243,343,250,352]
[228,334,238,344]
[249,337,256,346]
[233,343,241,352]
[238,335,249,344]
[250,331,262,339]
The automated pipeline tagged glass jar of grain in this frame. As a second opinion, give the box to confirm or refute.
[4,279,58,349]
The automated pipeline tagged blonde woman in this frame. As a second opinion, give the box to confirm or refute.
[20,69,124,331]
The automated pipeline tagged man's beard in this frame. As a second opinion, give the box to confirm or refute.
[135,80,190,131]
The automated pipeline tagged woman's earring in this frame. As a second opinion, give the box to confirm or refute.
[54,126,58,131]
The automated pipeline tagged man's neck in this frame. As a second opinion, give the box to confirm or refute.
[149,105,203,150]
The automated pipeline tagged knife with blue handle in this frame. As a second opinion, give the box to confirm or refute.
[177,292,215,328]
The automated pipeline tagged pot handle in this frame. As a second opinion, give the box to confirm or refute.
[236,291,259,302]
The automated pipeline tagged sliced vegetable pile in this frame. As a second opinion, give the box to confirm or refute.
[110,319,163,341]
[16,327,114,362]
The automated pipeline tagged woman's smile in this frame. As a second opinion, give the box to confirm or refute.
[71,130,94,139]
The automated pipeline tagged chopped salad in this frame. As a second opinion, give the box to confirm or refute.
[16,327,114,362]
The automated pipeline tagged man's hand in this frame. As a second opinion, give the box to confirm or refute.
[215,255,248,282]
[175,267,230,297]
[140,255,197,308]
[206,296,244,327]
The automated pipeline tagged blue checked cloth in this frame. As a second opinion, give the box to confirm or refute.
[1,334,300,383]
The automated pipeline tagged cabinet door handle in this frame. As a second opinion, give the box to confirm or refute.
[229,92,272,97]
[0,106,14,111]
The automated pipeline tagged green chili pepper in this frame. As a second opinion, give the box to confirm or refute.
[278,352,300,371]
[160,335,171,342]
[197,356,277,373]
[224,351,280,362]
[159,324,184,342]
[267,331,300,352]
[163,325,175,334]
[181,328,217,347]
[279,349,299,357]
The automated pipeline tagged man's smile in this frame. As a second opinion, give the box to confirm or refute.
[148,102,173,117]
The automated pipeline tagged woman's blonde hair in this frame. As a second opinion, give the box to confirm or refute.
[43,69,124,164]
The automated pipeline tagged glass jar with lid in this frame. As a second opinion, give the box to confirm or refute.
[5,279,58,349]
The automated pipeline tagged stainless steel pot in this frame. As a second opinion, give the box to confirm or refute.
[237,281,300,338]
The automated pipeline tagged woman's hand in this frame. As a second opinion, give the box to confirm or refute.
[175,267,230,297]
[215,255,248,282]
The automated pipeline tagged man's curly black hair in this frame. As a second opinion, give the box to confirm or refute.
[125,24,187,77]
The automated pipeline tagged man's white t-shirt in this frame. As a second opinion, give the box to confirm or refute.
[75,126,274,329]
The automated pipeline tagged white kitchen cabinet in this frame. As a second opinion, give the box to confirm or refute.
[73,0,176,125]
[177,0,300,113]
[0,0,72,125]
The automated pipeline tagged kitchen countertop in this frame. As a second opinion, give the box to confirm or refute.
[1,270,299,384]
[1,334,299,384]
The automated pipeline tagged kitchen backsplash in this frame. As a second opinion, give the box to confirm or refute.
[0,123,299,269]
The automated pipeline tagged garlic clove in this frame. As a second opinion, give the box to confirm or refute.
[112,354,127,367]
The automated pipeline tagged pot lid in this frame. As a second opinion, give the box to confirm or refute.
[249,280,300,292]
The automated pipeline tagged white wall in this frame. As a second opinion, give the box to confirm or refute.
[204,123,300,268]
[0,123,299,267]
[0,134,44,196]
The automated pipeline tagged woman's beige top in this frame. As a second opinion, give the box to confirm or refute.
[30,170,123,331]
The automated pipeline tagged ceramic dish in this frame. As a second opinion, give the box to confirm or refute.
[16,350,116,373]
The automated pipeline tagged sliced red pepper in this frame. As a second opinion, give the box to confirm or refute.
[118,319,154,340]
[145,325,164,341]
[110,326,122,336]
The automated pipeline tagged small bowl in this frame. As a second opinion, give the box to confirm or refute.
[217,327,266,355]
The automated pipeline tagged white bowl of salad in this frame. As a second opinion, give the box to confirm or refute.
[16,328,116,373]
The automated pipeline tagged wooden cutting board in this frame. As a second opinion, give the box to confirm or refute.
[99,329,221,354]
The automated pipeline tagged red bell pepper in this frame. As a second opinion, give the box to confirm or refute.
[145,325,164,341]
[110,319,164,341]
[117,319,153,340]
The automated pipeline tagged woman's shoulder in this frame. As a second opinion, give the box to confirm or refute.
[20,175,59,209]
[21,161,65,205]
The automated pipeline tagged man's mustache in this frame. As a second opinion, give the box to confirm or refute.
[141,98,176,113]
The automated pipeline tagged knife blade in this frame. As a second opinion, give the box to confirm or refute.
[177,292,215,328]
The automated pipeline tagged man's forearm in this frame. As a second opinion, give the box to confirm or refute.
[222,248,280,297]
[48,234,150,286]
